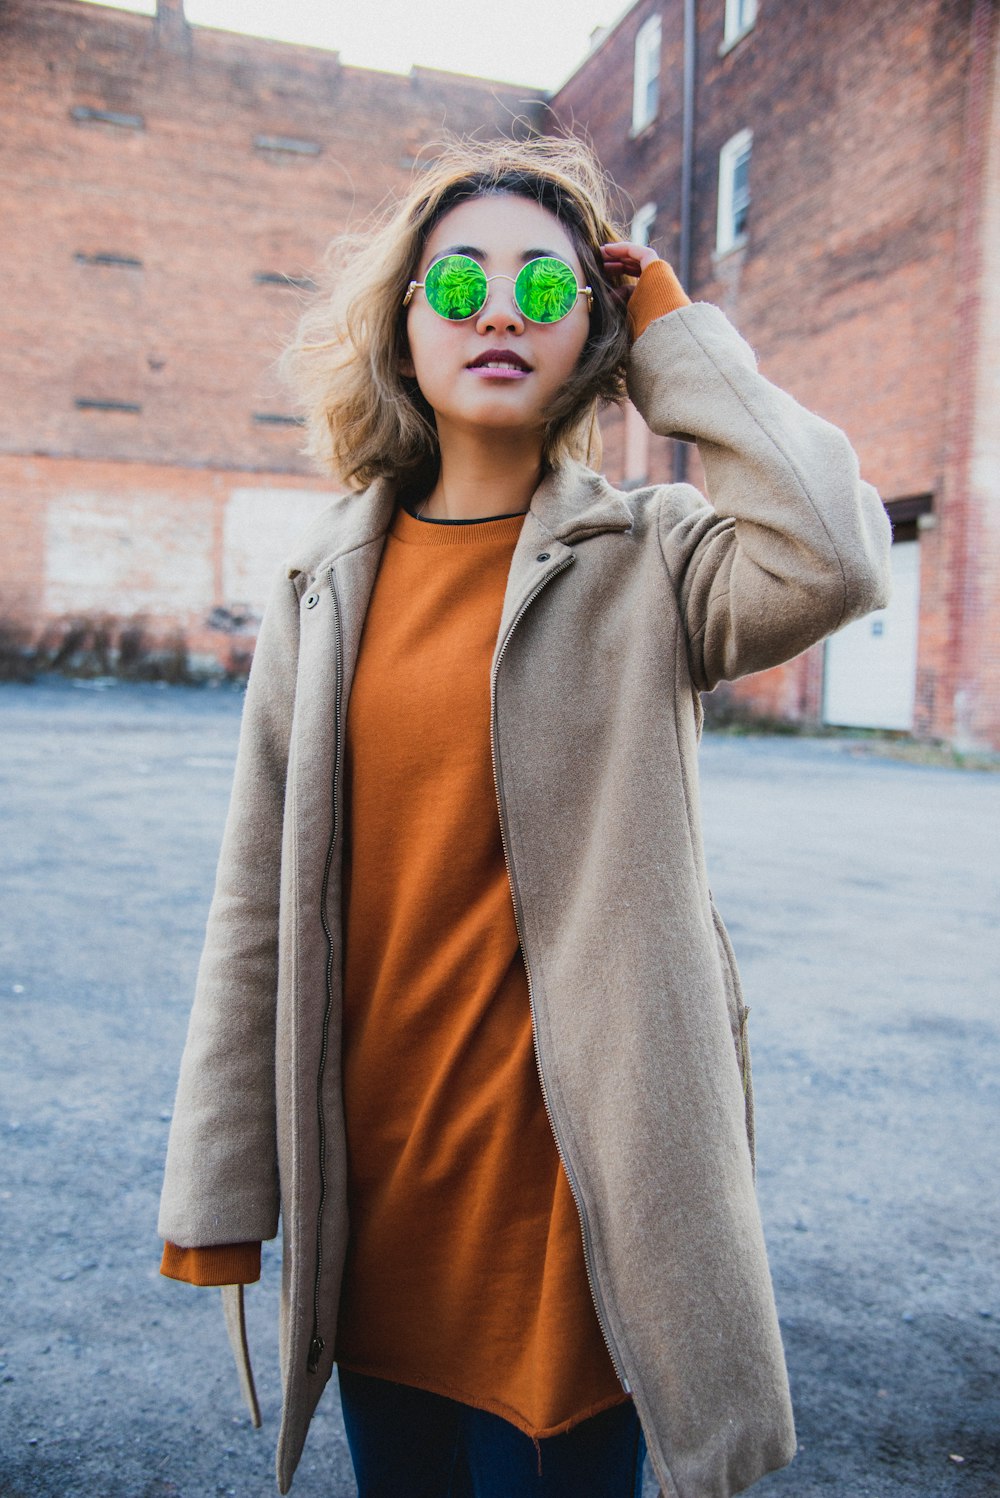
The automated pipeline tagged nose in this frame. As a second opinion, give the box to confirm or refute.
[474,276,524,335]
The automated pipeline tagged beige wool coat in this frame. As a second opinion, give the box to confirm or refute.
[159,302,892,1498]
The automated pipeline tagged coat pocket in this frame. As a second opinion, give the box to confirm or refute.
[709,895,756,1175]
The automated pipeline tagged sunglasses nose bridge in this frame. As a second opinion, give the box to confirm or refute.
[475,272,523,329]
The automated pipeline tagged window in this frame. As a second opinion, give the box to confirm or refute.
[621,197,658,487]
[716,129,752,255]
[632,15,662,135]
[630,202,657,247]
[254,272,317,291]
[253,135,321,157]
[74,252,143,270]
[70,105,144,130]
[723,0,757,49]
[75,398,142,414]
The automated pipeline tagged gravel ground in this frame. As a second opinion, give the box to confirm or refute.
[1,680,997,1498]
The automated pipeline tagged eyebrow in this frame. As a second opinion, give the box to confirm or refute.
[435,244,568,265]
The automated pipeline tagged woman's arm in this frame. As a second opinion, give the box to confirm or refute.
[158,566,302,1254]
[615,253,891,691]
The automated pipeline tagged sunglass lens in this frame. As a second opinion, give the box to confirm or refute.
[424,255,488,320]
[515,258,579,323]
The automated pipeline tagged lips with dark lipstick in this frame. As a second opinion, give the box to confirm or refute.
[466,349,533,371]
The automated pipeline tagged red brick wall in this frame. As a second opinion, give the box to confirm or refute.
[551,0,683,489]
[0,452,344,673]
[3,1,997,746]
[0,0,542,667]
[0,0,540,473]
[940,0,1000,751]
[551,0,1000,748]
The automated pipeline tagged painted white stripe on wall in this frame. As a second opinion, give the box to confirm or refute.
[44,491,214,615]
[223,487,338,608]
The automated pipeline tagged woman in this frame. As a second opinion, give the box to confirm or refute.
[158,136,891,1498]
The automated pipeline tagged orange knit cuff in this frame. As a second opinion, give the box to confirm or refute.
[627,259,691,343]
[160,1240,262,1286]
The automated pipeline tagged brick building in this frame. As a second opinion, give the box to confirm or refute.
[1,0,997,747]
[551,0,1000,749]
[0,0,542,673]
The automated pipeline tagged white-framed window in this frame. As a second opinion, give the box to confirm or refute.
[723,0,758,49]
[716,128,752,255]
[632,14,662,135]
[630,202,657,247]
[623,195,659,485]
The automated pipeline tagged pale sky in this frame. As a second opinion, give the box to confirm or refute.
[80,0,634,92]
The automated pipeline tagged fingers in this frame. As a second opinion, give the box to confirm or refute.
[601,240,660,280]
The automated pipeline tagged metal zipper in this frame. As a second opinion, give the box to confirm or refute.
[488,555,631,1394]
[307,567,345,1375]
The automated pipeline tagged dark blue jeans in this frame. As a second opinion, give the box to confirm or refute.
[338,1368,646,1498]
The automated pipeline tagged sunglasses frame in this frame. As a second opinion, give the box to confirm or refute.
[403,253,593,324]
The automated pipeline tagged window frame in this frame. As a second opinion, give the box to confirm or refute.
[630,201,658,247]
[631,14,662,136]
[721,0,758,54]
[716,128,753,256]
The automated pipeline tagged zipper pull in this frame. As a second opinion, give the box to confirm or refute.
[307,1334,325,1374]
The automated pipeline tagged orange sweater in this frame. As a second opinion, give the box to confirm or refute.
[331,505,626,1434]
[161,263,690,1421]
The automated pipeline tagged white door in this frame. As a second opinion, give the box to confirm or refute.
[822,539,920,731]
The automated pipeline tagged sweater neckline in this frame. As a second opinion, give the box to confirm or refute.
[391,503,526,548]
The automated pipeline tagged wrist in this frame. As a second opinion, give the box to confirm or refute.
[160,1240,262,1286]
[627,261,691,343]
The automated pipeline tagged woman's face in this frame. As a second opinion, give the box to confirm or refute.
[402,193,592,449]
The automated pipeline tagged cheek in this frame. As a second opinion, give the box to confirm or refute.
[402,313,445,382]
[553,322,591,379]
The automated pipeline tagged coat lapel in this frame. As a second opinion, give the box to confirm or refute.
[285,463,634,688]
[292,476,397,708]
[497,460,634,646]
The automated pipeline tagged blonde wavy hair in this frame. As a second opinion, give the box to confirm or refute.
[281,134,631,491]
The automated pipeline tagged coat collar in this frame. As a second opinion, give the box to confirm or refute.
[284,460,633,579]
[526,460,634,545]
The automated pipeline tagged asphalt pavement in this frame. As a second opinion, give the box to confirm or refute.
[1,680,997,1498]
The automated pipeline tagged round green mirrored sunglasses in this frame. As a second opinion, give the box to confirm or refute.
[403,253,593,324]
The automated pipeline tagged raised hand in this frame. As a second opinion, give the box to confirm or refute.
[600,240,661,304]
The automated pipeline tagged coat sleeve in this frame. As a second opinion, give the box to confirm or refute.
[626,302,893,693]
[158,566,301,1248]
